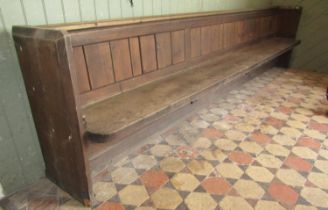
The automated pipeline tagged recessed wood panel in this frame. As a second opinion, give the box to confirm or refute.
[211,25,222,52]
[110,39,133,81]
[84,43,115,89]
[190,27,201,58]
[218,24,224,50]
[223,22,236,49]
[72,47,91,93]
[156,32,172,69]
[201,26,212,55]
[235,21,244,45]
[271,16,276,35]
[171,30,185,64]
[261,16,275,37]
[255,18,262,39]
[129,37,142,76]
[140,35,157,73]
[248,18,256,40]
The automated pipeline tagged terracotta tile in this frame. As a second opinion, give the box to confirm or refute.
[265,117,285,128]
[228,151,253,165]
[140,170,169,189]
[250,132,271,144]
[202,128,223,139]
[201,177,231,195]
[95,202,124,210]
[6,69,328,210]
[277,106,292,114]
[298,136,321,150]
[284,155,312,172]
[308,121,328,132]
[268,183,299,206]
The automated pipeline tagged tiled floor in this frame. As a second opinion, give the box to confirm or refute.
[1,68,328,210]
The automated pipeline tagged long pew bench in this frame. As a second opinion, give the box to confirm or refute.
[13,7,301,205]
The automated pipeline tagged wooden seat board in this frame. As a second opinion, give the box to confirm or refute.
[82,38,298,136]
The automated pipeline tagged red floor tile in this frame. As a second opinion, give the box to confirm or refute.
[201,177,231,195]
[96,202,125,210]
[202,128,224,139]
[284,155,312,172]
[298,136,321,150]
[308,121,328,132]
[268,183,299,206]
[228,151,253,165]
[265,117,285,128]
[250,132,272,144]
[140,170,169,189]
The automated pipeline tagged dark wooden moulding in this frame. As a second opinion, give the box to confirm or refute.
[12,7,301,205]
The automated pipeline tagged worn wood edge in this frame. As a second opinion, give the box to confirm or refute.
[43,7,276,30]
[38,6,301,31]
[70,11,276,47]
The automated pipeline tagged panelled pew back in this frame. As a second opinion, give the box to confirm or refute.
[12,7,301,205]
[73,9,281,106]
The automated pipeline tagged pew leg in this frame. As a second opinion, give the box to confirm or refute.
[277,51,292,68]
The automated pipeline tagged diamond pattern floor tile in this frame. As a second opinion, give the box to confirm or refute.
[1,68,328,210]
